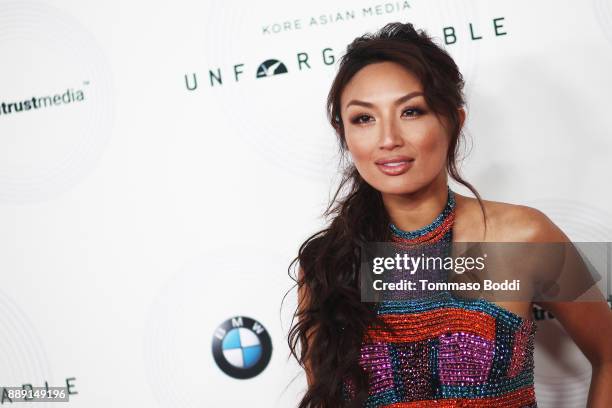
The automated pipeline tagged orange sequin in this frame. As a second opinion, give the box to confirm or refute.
[365,308,496,343]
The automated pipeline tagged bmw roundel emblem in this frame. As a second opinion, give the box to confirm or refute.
[212,316,273,379]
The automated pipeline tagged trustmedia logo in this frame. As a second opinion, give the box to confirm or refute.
[0,84,87,117]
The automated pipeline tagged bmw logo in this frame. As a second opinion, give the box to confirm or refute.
[212,316,273,379]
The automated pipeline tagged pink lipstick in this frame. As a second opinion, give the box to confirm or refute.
[375,156,415,176]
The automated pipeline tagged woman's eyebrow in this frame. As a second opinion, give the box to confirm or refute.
[345,91,424,109]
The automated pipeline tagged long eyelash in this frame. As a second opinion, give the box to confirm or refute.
[403,107,424,116]
[350,114,371,124]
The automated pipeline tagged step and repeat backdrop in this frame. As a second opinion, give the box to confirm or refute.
[1,0,611,406]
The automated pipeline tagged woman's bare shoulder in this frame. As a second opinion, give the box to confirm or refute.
[455,193,568,242]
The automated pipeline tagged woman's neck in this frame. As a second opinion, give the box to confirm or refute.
[382,176,449,232]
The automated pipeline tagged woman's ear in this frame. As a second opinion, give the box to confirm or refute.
[458,107,466,129]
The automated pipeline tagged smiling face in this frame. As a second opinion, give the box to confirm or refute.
[340,61,462,195]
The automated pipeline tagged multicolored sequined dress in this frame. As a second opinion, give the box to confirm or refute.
[343,188,537,407]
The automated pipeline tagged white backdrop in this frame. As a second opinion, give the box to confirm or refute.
[1,0,611,406]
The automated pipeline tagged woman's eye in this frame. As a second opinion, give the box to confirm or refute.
[402,107,423,117]
[351,114,372,124]
[350,108,423,125]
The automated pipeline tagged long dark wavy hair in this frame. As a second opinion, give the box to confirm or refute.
[286,22,486,407]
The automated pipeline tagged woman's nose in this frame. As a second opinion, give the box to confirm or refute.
[378,117,404,150]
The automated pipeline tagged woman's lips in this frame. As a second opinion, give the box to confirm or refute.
[375,158,415,176]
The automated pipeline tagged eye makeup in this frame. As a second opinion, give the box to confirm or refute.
[348,105,426,125]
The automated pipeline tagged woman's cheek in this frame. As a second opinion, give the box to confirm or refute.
[353,153,375,180]
[418,131,447,161]
[346,134,375,164]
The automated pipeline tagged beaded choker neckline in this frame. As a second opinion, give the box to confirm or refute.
[389,187,456,244]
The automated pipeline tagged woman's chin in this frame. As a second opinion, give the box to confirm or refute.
[372,182,421,195]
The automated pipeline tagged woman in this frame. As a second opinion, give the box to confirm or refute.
[287,22,612,407]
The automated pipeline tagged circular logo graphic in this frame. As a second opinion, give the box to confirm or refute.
[255,59,288,78]
[212,316,272,379]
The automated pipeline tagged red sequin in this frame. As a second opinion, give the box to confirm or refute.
[365,308,496,343]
